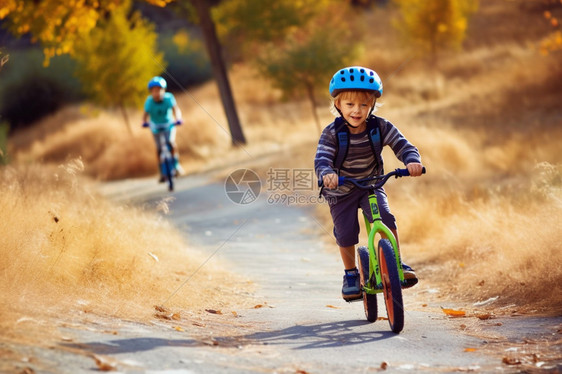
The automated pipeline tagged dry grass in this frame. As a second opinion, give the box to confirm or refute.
[0,161,252,344]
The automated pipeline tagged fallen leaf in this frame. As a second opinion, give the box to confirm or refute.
[380,361,389,370]
[205,309,222,315]
[441,307,466,317]
[253,304,264,309]
[422,304,428,307]
[377,316,389,321]
[464,348,478,352]
[174,326,184,332]
[171,313,181,321]
[325,305,341,309]
[231,311,238,317]
[502,356,521,365]
[192,322,206,327]
[92,355,117,371]
[154,305,169,313]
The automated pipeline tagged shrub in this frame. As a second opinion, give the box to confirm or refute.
[0,49,83,131]
[0,73,67,130]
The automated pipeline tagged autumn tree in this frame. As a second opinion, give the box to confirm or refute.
[72,1,165,134]
[393,0,478,63]
[257,24,359,132]
[215,0,361,131]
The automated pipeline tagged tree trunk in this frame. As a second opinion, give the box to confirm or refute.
[119,104,133,136]
[306,82,321,134]
[192,0,247,146]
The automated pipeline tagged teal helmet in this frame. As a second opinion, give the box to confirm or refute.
[329,66,382,98]
[148,76,167,89]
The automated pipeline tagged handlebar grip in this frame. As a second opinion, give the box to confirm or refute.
[317,176,347,188]
[398,166,427,176]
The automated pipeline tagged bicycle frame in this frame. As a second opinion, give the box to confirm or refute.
[362,191,404,294]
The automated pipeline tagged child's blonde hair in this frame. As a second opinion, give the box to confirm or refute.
[330,90,382,117]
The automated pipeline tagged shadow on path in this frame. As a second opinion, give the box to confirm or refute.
[61,318,395,356]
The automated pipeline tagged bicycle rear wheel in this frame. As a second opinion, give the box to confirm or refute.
[357,246,378,322]
[378,239,404,333]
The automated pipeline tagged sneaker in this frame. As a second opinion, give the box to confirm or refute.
[158,175,166,183]
[402,263,418,288]
[342,268,362,301]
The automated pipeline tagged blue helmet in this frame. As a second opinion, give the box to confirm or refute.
[148,76,167,90]
[329,66,383,98]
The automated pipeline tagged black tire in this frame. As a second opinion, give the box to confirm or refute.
[164,157,174,192]
[357,246,378,322]
[378,239,404,333]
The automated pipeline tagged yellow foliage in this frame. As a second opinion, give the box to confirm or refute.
[0,0,17,19]
[173,30,191,53]
[540,30,562,55]
[72,1,165,114]
[393,0,478,59]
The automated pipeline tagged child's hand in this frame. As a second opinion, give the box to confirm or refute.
[323,173,339,189]
[406,162,424,177]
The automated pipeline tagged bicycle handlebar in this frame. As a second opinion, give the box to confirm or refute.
[318,167,426,191]
[142,120,183,128]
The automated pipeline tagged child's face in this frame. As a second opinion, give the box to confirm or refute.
[150,86,165,101]
[335,91,375,127]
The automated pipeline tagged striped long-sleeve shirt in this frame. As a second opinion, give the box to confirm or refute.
[314,115,421,197]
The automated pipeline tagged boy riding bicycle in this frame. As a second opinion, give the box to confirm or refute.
[314,66,424,302]
[142,76,185,182]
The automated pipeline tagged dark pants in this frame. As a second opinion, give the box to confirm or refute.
[328,187,396,247]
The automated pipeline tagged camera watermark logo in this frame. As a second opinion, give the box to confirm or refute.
[225,169,261,205]
[225,168,335,206]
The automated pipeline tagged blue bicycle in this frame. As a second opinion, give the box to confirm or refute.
[143,121,182,192]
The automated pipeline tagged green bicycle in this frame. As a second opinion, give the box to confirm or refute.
[333,168,425,333]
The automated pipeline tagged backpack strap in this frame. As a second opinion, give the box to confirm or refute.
[366,116,384,174]
[333,117,349,174]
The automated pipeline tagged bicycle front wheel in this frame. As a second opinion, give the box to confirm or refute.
[378,239,404,333]
[357,246,378,322]
[163,158,174,192]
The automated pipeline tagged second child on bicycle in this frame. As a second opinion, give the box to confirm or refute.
[314,66,424,302]
[142,76,185,182]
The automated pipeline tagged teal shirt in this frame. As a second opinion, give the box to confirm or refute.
[144,92,176,132]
